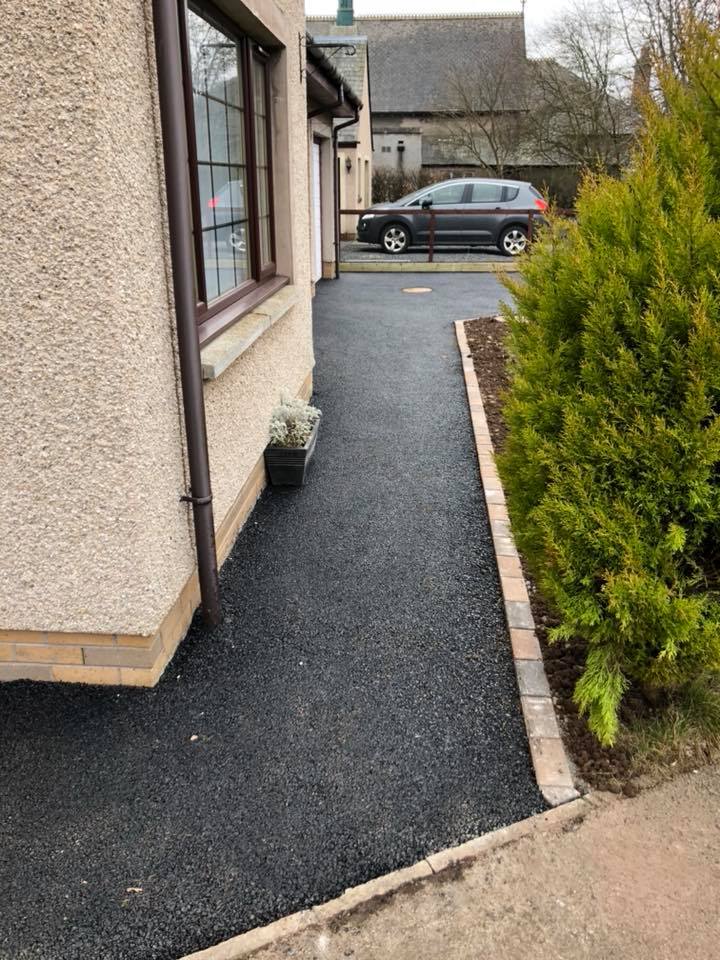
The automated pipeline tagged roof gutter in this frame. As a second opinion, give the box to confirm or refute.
[152,0,222,626]
[307,80,345,120]
[333,107,360,278]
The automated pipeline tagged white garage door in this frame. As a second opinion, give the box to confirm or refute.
[312,142,322,283]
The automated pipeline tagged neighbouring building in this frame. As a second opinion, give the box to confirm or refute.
[307,9,631,203]
[305,37,363,279]
[306,10,527,175]
[307,4,373,238]
[1,0,322,686]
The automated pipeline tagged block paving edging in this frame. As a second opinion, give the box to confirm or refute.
[455,318,579,807]
[180,795,597,960]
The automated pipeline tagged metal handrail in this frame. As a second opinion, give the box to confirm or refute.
[340,207,575,262]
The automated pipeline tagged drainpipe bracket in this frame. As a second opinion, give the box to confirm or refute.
[180,494,213,506]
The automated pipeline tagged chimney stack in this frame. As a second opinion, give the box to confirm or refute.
[337,0,353,27]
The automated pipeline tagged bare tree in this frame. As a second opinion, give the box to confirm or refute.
[526,1,637,172]
[441,2,636,178]
[620,0,720,81]
[440,0,718,180]
[441,38,531,178]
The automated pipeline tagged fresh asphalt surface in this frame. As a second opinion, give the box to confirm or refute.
[0,274,545,960]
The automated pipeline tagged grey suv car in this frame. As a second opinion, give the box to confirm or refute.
[356,179,547,256]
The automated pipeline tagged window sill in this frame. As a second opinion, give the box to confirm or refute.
[200,282,299,381]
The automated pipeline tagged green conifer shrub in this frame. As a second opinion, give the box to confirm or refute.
[500,21,720,744]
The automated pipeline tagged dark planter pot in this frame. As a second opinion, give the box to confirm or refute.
[264,418,320,487]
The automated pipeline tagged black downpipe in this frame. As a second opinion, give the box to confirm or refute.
[152,0,222,625]
[332,108,360,278]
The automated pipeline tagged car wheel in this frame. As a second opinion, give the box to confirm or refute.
[381,223,410,255]
[499,225,528,257]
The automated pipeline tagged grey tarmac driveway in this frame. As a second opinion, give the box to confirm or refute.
[0,274,543,960]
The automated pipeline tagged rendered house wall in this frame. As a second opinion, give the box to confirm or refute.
[338,57,373,237]
[0,0,313,684]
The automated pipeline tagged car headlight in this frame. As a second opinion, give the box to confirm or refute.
[360,214,376,220]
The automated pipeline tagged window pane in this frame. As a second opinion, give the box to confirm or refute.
[202,230,220,301]
[226,68,242,107]
[469,182,504,203]
[253,62,271,267]
[198,164,214,228]
[208,98,228,164]
[187,9,232,95]
[228,173,247,220]
[228,105,245,164]
[193,93,210,161]
[256,166,269,218]
[230,224,250,283]
[254,113,267,166]
[215,225,237,295]
[209,166,247,226]
[253,59,266,117]
[259,216,271,265]
[205,49,234,100]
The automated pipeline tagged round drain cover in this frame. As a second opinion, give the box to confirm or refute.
[401,286,433,294]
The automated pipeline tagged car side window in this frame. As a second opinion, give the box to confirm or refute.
[426,183,466,206]
[468,182,504,204]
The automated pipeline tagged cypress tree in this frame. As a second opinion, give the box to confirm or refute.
[500,20,720,744]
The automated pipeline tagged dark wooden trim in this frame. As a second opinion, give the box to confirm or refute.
[198,274,289,346]
[197,276,258,324]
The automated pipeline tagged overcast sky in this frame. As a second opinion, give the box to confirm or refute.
[304,0,572,51]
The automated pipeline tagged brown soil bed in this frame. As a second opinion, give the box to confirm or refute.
[465,316,637,795]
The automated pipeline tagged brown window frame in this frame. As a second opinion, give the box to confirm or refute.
[178,0,280,344]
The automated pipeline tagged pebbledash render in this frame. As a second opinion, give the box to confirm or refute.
[1,0,315,685]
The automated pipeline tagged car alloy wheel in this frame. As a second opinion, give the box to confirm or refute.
[382,225,409,254]
[502,228,527,256]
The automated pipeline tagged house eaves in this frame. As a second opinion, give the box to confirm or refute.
[306,34,362,119]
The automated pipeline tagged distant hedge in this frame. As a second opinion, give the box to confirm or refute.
[371,168,446,203]
[500,21,720,744]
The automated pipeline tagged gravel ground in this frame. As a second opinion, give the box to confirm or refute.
[257,765,720,960]
[341,240,507,264]
[0,274,543,960]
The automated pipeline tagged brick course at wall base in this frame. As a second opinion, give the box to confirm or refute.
[0,371,314,687]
